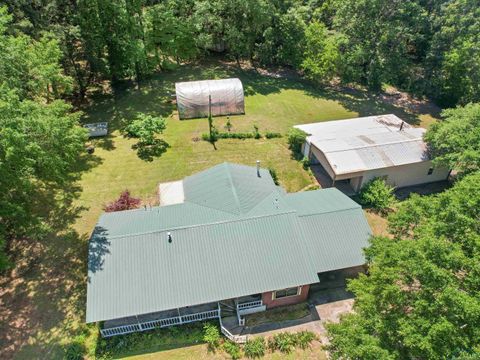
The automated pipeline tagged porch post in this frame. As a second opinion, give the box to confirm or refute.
[135,315,143,330]
[177,308,183,324]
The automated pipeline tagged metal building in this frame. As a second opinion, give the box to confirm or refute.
[295,114,450,193]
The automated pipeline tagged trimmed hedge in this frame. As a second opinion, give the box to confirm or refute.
[265,132,282,139]
[201,131,283,141]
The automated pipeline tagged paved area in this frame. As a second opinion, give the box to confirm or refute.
[243,287,354,343]
[158,180,184,205]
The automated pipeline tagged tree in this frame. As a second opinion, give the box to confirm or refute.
[287,128,307,158]
[255,7,307,68]
[301,21,340,82]
[0,7,72,102]
[124,113,169,161]
[332,0,430,90]
[358,177,396,211]
[0,7,88,270]
[144,3,197,66]
[424,103,480,176]
[326,172,480,359]
[104,190,141,212]
[124,114,167,145]
[426,0,480,106]
[0,90,87,270]
[193,0,272,63]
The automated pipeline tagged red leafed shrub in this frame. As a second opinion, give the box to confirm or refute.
[104,190,141,212]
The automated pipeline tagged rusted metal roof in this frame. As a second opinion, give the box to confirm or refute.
[295,114,429,175]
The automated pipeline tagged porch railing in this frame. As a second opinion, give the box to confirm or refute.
[237,300,263,311]
[100,308,220,338]
[218,307,248,344]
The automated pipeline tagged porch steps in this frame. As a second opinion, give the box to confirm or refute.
[219,300,236,316]
[221,315,244,336]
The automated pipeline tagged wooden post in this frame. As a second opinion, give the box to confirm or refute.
[209,94,212,118]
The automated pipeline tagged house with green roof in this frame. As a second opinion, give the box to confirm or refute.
[87,162,372,340]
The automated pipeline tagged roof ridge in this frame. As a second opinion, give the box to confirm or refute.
[102,209,298,240]
[296,206,362,218]
[319,135,424,154]
[224,162,242,214]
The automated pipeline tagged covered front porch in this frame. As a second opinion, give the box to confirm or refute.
[101,302,219,337]
[100,295,268,339]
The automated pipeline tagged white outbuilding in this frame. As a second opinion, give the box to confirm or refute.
[295,114,450,192]
[175,78,245,119]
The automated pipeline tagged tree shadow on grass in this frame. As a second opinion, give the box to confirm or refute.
[132,139,170,162]
[79,57,439,143]
[0,150,104,359]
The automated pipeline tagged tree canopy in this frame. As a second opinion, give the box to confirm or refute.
[0,6,87,270]
[2,0,478,106]
[425,103,480,175]
[326,172,480,359]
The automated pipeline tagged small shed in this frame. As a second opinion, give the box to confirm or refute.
[84,122,108,137]
[175,78,245,119]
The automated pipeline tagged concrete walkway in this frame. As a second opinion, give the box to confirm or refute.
[158,180,184,205]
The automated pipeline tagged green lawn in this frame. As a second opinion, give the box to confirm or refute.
[75,59,432,236]
[2,59,436,360]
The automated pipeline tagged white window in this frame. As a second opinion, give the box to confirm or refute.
[273,286,301,299]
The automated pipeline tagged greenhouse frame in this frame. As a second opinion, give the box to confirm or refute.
[175,78,245,119]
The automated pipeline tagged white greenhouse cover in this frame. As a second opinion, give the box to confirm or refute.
[175,78,245,119]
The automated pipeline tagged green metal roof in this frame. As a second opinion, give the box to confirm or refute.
[86,162,372,323]
[183,163,278,215]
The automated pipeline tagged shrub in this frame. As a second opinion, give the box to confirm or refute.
[210,124,219,142]
[301,156,310,170]
[294,331,317,349]
[223,340,242,359]
[265,132,282,139]
[124,114,166,145]
[104,190,141,212]
[244,337,266,358]
[64,339,86,360]
[287,128,307,157]
[358,177,396,210]
[225,117,233,132]
[203,322,221,350]
[270,332,296,353]
[202,132,255,140]
[253,124,261,139]
[268,167,279,185]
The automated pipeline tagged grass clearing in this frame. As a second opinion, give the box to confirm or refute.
[0,58,436,360]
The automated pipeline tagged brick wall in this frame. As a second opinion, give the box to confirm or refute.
[262,285,310,309]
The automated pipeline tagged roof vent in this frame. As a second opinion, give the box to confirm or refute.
[256,160,261,177]
[399,121,405,131]
[167,232,172,243]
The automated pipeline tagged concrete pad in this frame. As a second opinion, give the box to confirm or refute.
[158,180,184,206]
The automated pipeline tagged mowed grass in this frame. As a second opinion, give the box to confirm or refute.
[3,59,436,360]
[75,59,431,236]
